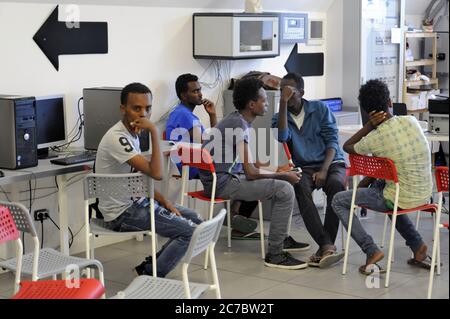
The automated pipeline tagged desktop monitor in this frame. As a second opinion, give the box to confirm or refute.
[35,95,67,159]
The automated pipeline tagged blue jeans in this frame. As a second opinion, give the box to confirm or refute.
[105,199,203,277]
[331,180,424,258]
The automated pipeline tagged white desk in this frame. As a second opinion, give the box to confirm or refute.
[0,159,93,256]
[338,124,449,143]
[0,141,176,257]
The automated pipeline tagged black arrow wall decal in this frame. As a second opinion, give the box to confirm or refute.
[33,5,108,71]
[284,43,324,77]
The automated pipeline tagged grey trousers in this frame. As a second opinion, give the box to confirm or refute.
[217,175,295,255]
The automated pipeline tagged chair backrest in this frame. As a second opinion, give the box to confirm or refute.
[348,154,398,183]
[177,144,215,173]
[181,209,226,264]
[0,201,37,237]
[0,206,20,244]
[435,166,449,193]
[83,173,154,201]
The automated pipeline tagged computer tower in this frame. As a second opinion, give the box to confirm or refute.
[0,95,38,169]
[83,87,149,151]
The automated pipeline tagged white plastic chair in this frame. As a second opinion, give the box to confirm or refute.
[112,209,226,299]
[177,144,265,269]
[0,201,104,294]
[83,173,158,277]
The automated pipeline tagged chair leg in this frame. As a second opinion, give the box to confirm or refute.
[181,263,191,299]
[415,211,421,231]
[340,222,345,251]
[428,208,442,299]
[226,201,231,248]
[98,267,106,299]
[258,201,265,259]
[381,215,388,248]
[204,201,215,270]
[209,244,221,299]
[385,214,398,288]
[342,191,357,275]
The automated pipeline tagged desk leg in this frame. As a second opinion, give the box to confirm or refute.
[57,175,70,255]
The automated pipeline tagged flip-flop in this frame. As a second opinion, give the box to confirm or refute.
[407,256,442,270]
[359,263,387,276]
[231,215,257,234]
[231,231,261,240]
[319,251,345,268]
[308,254,321,267]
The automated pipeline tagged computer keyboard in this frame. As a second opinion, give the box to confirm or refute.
[50,152,96,166]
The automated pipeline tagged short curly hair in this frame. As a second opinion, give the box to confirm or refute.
[175,73,198,100]
[121,82,152,105]
[233,77,264,110]
[358,79,390,114]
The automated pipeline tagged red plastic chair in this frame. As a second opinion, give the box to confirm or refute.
[12,278,104,299]
[342,154,438,288]
[177,144,265,269]
[428,166,448,299]
[0,206,104,299]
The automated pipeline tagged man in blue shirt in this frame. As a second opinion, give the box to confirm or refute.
[166,74,260,238]
[272,73,346,268]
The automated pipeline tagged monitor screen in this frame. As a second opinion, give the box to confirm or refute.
[35,95,66,149]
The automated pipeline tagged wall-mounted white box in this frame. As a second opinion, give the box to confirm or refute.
[193,13,279,60]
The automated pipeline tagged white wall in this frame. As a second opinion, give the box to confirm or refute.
[325,0,343,99]
[0,1,329,254]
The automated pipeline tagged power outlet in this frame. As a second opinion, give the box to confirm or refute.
[34,209,49,222]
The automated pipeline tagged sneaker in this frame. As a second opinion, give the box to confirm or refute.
[133,260,148,276]
[283,235,311,252]
[264,252,308,270]
[133,255,154,276]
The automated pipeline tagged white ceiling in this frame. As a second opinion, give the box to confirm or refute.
[2,0,335,12]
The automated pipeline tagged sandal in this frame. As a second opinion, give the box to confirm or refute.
[407,255,442,270]
[308,254,321,267]
[359,263,387,276]
[318,250,345,268]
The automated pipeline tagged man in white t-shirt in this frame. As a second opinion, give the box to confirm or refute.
[332,79,432,275]
[95,82,203,277]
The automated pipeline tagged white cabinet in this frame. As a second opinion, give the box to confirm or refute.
[193,13,279,59]
[343,0,405,110]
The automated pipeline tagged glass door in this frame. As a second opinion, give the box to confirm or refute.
[360,0,403,102]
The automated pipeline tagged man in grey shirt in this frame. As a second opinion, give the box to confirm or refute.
[199,77,309,270]
[95,82,203,277]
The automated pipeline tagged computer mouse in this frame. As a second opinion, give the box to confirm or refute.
[0,170,4,178]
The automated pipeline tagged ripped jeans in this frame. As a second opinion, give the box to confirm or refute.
[105,199,203,277]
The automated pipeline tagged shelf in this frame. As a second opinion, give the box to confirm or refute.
[407,108,428,113]
[405,32,437,38]
[404,78,439,87]
[406,59,435,67]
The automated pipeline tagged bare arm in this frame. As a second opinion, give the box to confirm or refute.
[343,111,386,154]
[203,99,217,127]
[238,141,301,185]
[312,148,336,188]
[127,118,163,180]
[277,86,295,132]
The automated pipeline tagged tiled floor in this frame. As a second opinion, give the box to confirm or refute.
[0,209,448,299]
